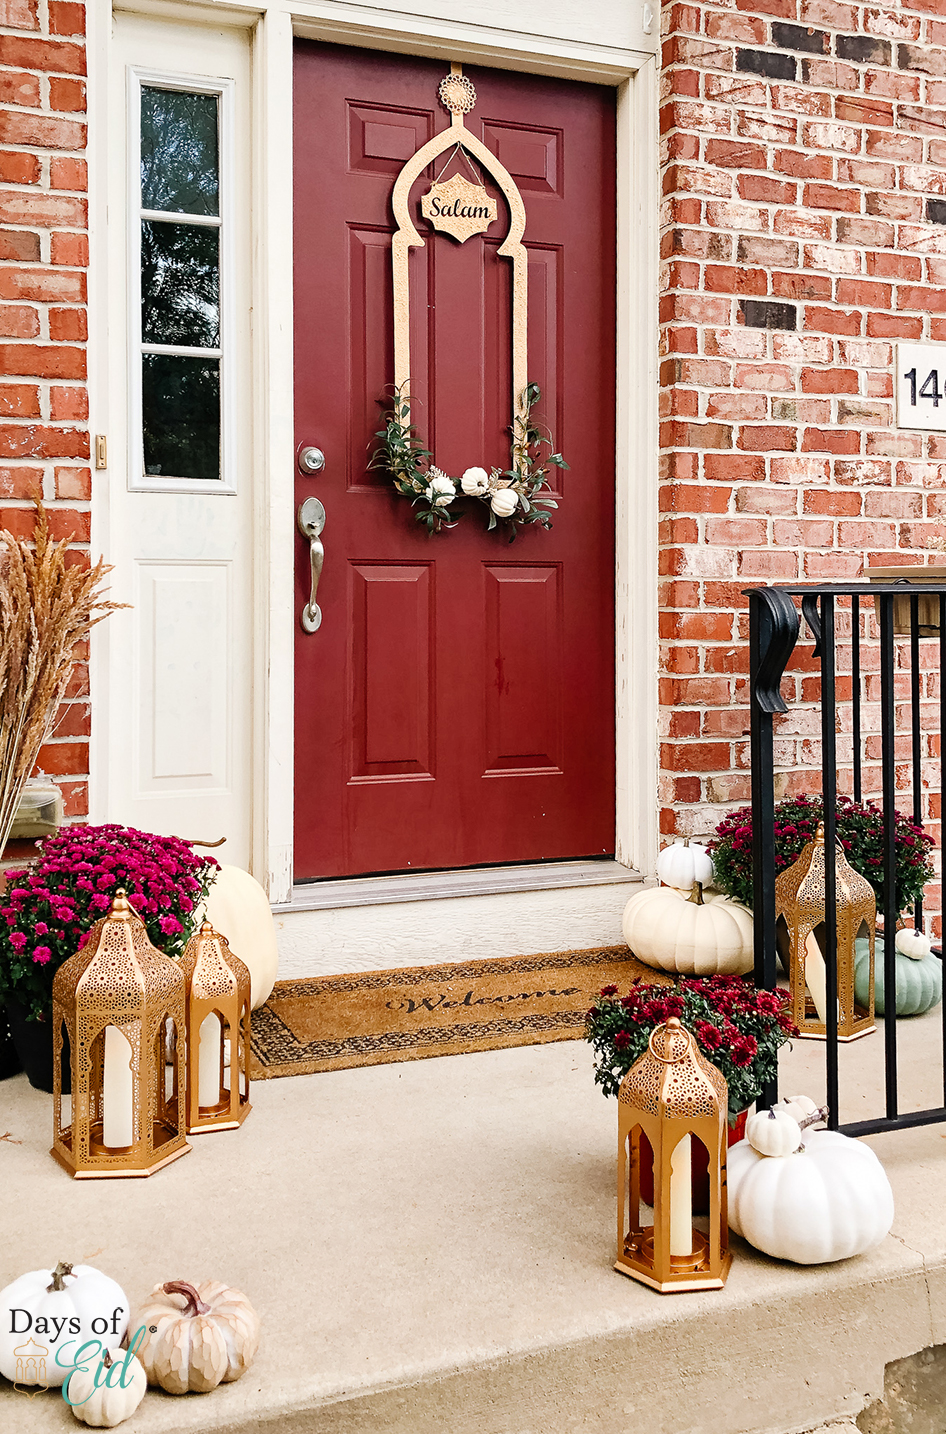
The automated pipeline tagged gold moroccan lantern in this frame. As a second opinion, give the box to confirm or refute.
[776,822,875,1041]
[178,920,252,1133]
[616,1017,731,1293]
[51,889,190,1178]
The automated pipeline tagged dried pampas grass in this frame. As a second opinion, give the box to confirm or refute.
[0,500,123,855]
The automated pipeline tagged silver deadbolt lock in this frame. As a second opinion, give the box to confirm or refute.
[298,446,325,474]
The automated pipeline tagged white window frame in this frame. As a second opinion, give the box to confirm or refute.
[126,67,237,496]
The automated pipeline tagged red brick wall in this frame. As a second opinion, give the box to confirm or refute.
[0,0,89,818]
[658,0,946,911]
[2,0,939,877]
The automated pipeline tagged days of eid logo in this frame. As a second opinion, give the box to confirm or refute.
[6,1307,145,1407]
[59,1326,147,1407]
[8,1305,127,1343]
[13,1337,50,1396]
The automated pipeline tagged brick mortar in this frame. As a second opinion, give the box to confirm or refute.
[659,0,946,931]
[6,0,942,880]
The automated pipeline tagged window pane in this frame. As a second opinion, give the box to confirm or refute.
[142,354,220,480]
[142,220,219,348]
[141,86,219,216]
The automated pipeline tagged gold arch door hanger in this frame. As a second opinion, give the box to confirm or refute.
[391,64,529,432]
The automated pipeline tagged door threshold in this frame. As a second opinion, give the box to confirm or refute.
[273,859,642,913]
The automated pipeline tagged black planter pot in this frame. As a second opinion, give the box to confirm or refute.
[5,998,70,1093]
[0,1004,22,1080]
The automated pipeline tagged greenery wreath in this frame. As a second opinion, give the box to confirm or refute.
[370,381,568,539]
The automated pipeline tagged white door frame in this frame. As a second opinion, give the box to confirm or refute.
[92,0,660,904]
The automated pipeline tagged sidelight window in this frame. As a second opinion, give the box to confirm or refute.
[129,75,234,492]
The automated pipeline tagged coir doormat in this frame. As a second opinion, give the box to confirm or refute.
[249,946,670,1079]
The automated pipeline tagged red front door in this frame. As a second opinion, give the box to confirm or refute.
[293,43,616,881]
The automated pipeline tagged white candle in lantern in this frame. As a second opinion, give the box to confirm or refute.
[102,1025,134,1148]
[198,1012,222,1108]
[804,930,839,1026]
[668,1133,693,1257]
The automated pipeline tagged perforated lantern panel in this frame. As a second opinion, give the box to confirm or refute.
[178,920,252,1134]
[51,891,190,1178]
[616,1018,731,1293]
[775,821,876,1042]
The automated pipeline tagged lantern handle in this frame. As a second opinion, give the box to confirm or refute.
[646,1018,692,1065]
[813,821,851,861]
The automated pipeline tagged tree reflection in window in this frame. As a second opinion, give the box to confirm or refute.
[139,84,222,482]
[141,87,218,217]
[143,356,219,482]
[141,222,219,348]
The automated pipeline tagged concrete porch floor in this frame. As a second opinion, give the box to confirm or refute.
[2,1009,946,1434]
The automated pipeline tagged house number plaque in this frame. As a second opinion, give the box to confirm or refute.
[897,342,946,433]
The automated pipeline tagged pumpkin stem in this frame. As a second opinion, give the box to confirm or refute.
[797,1105,829,1132]
[47,1261,73,1293]
[162,1281,211,1317]
[103,1349,113,1369]
[687,881,705,906]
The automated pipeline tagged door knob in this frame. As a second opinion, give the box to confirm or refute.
[298,446,325,474]
[297,497,326,633]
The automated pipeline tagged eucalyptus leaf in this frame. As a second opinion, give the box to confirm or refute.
[370,377,565,537]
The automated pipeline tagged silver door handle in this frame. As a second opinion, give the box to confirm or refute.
[297,497,326,633]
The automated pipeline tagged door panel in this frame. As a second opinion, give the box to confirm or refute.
[293,43,616,879]
[136,561,230,790]
[350,563,434,779]
[484,565,562,774]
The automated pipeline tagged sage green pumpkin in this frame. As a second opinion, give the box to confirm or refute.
[854,935,942,1017]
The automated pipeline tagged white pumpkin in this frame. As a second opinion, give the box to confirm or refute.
[68,1349,146,1427]
[197,864,278,1009]
[0,1262,130,1387]
[728,1128,894,1264]
[656,839,714,892]
[745,1107,802,1157]
[776,1094,825,1129]
[895,927,932,960]
[622,883,754,975]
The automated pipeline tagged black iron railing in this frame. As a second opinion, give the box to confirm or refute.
[748,581,946,1136]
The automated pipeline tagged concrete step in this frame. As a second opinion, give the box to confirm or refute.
[1,1006,945,1434]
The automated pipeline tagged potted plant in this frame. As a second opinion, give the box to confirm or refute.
[585,975,797,1209]
[0,823,218,1091]
[709,793,934,919]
